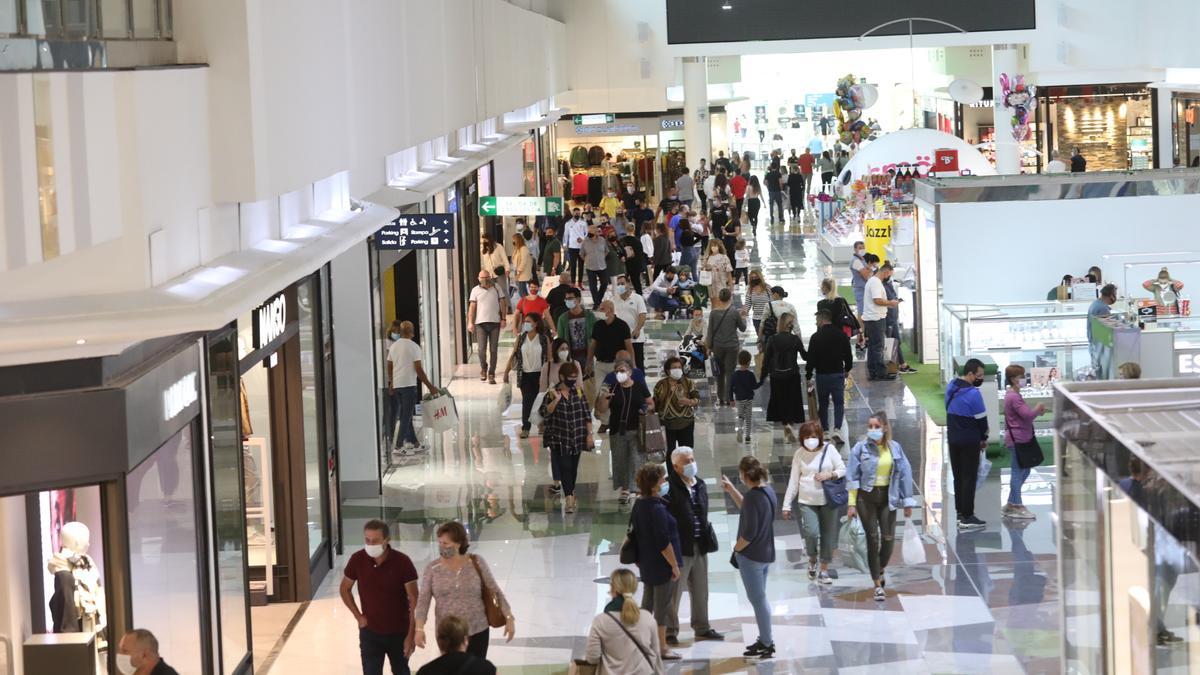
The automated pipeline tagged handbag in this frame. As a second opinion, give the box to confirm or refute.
[618,514,638,564]
[1005,413,1045,469]
[818,446,848,506]
[704,522,719,554]
[469,555,507,628]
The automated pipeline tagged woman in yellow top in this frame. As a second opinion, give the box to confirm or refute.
[511,232,535,298]
[845,412,916,602]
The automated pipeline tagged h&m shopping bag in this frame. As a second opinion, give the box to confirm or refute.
[422,389,459,433]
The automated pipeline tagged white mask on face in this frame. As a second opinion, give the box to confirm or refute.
[803,437,821,450]
[669,368,684,380]
[558,349,570,361]
[615,371,630,384]
[116,655,136,675]
[364,543,385,558]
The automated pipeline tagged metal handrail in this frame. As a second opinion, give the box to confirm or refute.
[0,633,13,675]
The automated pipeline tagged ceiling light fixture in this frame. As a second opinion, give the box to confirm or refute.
[721,1,732,9]
[75,338,86,345]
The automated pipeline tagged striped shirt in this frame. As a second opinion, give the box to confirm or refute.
[749,289,771,322]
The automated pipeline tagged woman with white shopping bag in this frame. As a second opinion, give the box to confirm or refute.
[502,316,551,439]
[845,413,915,602]
[782,421,846,585]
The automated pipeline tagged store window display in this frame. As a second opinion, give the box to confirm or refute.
[47,521,106,637]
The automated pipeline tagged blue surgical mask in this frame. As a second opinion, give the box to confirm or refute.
[658,482,670,497]
[521,322,533,333]
[389,332,401,341]
[616,284,627,295]
[565,299,578,310]
[682,463,698,479]
[866,429,885,442]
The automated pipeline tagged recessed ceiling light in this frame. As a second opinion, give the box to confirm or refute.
[75,338,86,345]
[722,1,732,8]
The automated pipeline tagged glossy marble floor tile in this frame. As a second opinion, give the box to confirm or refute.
[263,219,1062,673]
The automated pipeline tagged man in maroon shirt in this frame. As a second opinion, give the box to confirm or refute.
[729,171,748,221]
[341,519,420,675]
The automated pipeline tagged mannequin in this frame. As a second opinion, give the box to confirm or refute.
[1143,267,1185,313]
[47,521,106,640]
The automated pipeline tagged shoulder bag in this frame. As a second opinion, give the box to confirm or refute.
[818,445,848,506]
[1005,408,1045,469]
[639,411,668,463]
[618,511,639,564]
[605,613,657,671]
[470,555,507,628]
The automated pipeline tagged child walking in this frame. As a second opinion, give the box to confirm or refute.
[731,349,760,443]
[733,238,750,286]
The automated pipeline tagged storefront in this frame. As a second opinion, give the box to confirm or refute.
[0,339,219,674]
[1039,84,1156,171]
[234,271,338,609]
[1056,379,1200,673]
[953,87,1043,173]
[1169,92,1200,167]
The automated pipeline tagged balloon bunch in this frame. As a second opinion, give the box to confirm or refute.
[833,74,878,145]
[999,73,1036,142]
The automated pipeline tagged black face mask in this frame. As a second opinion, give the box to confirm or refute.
[972,378,984,388]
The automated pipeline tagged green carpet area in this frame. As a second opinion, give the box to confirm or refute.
[985,438,1052,470]
[837,285,856,305]
[903,366,948,426]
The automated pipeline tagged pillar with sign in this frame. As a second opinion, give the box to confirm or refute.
[682,56,711,172]
[864,218,893,263]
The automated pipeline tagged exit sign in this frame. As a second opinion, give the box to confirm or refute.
[574,113,614,126]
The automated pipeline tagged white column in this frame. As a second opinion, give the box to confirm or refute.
[1156,87,1175,168]
[682,57,711,173]
[991,44,1021,174]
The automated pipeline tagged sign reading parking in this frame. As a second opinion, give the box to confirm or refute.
[374,214,455,249]
[479,196,564,217]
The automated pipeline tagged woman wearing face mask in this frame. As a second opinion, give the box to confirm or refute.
[630,463,684,661]
[721,456,777,659]
[583,568,665,674]
[846,413,915,601]
[502,316,550,439]
[746,269,771,335]
[595,359,655,505]
[480,233,510,301]
[702,239,734,298]
[539,362,592,512]
[415,521,515,658]
[761,312,808,442]
[782,421,846,584]
[541,337,581,393]
[511,232,534,299]
[653,356,700,453]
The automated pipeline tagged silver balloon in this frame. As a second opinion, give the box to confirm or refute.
[949,79,984,105]
[859,83,879,108]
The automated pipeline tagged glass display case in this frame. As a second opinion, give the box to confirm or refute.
[941,301,1093,401]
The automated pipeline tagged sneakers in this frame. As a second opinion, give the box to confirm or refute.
[899,365,918,374]
[661,650,682,661]
[873,586,886,602]
[817,570,833,585]
[958,515,986,531]
[1001,504,1036,520]
[807,561,818,580]
[518,429,529,439]
[617,490,632,505]
[1158,629,1184,645]
[744,640,775,658]
[392,443,426,457]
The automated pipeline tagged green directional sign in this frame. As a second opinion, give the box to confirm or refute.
[573,113,615,126]
[479,196,564,217]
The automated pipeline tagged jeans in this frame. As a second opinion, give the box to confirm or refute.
[383,388,399,442]
[610,430,640,491]
[569,248,583,284]
[856,486,897,581]
[518,372,541,432]
[767,191,784,222]
[735,553,773,646]
[359,628,410,675]
[799,503,840,564]
[853,286,865,317]
[864,319,887,378]
[680,246,699,275]
[711,346,739,405]
[1007,446,1030,506]
[949,442,981,519]
[587,269,610,305]
[550,447,582,496]
[814,373,846,431]
[394,386,419,447]
[517,279,530,298]
[667,553,711,637]
[474,322,501,377]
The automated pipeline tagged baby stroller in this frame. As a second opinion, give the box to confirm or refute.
[676,332,708,378]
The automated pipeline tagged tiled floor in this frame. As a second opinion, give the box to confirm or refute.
[264,218,1062,673]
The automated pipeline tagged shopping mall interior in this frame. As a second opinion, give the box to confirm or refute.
[1,1,1200,673]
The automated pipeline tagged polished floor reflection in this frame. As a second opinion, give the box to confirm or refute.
[265,223,1062,673]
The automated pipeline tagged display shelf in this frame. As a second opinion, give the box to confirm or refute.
[941,301,1093,387]
[818,232,855,264]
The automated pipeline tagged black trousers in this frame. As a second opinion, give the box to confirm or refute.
[468,629,490,659]
[518,371,541,432]
[665,422,695,452]
[949,442,982,519]
[632,342,645,372]
[767,191,784,222]
[746,198,761,232]
[359,628,410,675]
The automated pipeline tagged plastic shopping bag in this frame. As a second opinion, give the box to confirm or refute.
[976,451,992,491]
[837,516,869,574]
[422,389,459,433]
[497,381,513,415]
[902,518,924,565]
[698,269,714,286]
[527,392,547,427]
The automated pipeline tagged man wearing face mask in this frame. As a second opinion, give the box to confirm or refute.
[116,629,178,675]
[555,287,596,376]
[579,224,611,304]
[945,358,990,531]
[340,519,420,675]
[387,321,438,455]
[664,446,724,646]
[607,275,648,370]
[564,209,588,287]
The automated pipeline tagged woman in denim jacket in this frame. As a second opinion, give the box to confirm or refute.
[845,412,916,601]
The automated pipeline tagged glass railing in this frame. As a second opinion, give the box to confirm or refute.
[0,0,171,41]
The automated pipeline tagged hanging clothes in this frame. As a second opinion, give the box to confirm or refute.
[572,172,590,201]
[587,175,604,207]
[569,145,590,168]
[588,145,605,167]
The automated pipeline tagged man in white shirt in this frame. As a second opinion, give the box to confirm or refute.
[608,274,649,370]
[862,262,900,381]
[467,270,507,384]
[564,208,588,287]
[1045,149,1067,173]
[386,321,438,453]
[648,267,682,318]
